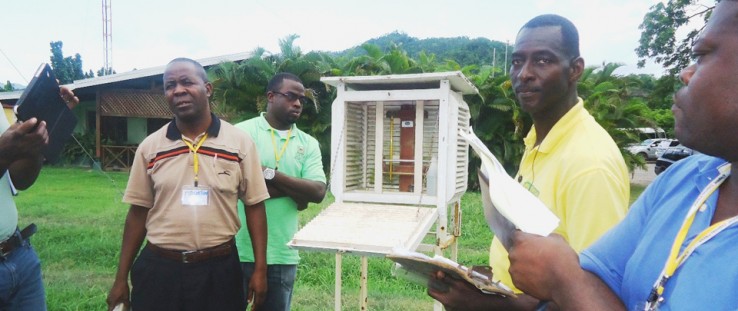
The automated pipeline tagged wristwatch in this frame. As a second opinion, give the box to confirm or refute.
[263,167,276,181]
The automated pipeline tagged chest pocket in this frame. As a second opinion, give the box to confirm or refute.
[212,158,241,194]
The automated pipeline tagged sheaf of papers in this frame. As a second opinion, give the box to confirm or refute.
[459,127,559,237]
[387,247,515,296]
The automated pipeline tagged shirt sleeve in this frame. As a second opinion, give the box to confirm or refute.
[579,180,653,297]
[122,144,155,208]
[557,168,629,252]
[239,134,270,206]
[301,137,326,183]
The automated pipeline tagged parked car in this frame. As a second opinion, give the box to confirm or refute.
[654,139,681,158]
[627,139,679,161]
[654,145,698,175]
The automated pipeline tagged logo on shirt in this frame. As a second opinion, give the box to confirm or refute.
[295,145,305,161]
[521,181,540,197]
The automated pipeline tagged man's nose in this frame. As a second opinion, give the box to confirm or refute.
[679,64,696,85]
[292,97,303,107]
[173,83,187,94]
[516,61,535,82]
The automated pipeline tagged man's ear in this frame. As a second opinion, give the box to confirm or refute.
[568,57,585,84]
[205,82,213,98]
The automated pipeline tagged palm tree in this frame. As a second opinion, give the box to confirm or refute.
[339,42,426,76]
[208,48,273,122]
[340,43,392,75]
[208,35,337,172]
[578,62,658,171]
[209,35,331,120]
[207,60,255,121]
[469,71,527,177]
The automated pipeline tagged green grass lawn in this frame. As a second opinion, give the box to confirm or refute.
[14,167,648,310]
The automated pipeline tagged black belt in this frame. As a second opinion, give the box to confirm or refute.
[0,224,37,259]
[146,239,235,264]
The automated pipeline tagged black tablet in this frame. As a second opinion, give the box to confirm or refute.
[14,63,78,163]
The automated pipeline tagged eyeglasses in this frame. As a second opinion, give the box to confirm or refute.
[272,91,309,104]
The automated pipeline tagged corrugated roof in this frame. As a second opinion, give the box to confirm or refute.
[0,90,23,101]
[1,52,253,103]
[72,51,252,90]
[100,89,170,118]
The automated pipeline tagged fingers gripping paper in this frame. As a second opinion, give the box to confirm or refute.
[459,127,559,249]
[387,247,515,297]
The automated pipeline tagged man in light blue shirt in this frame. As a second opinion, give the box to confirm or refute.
[0,88,78,310]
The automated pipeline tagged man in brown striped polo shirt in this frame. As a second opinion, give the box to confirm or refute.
[107,58,269,311]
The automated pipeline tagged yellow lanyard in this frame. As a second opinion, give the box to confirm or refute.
[182,133,208,187]
[645,163,734,310]
[270,127,292,170]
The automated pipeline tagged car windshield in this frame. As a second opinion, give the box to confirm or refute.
[639,139,656,146]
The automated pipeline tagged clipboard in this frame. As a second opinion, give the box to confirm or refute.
[387,248,515,297]
[14,63,78,163]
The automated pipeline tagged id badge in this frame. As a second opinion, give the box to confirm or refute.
[181,185,210,206]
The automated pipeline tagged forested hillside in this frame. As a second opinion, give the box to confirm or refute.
[334,31,511,69]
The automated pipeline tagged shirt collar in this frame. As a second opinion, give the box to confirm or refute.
[694,155,730,194]
[166,113,221,140]
[523,97,587,154]
[257,112,295,135]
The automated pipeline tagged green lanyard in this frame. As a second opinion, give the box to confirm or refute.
[644,163,735,310]
[182,133,208,187]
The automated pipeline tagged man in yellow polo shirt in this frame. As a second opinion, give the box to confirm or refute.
[428,14,629,310]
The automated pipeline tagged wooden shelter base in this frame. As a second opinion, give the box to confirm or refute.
[289,202,439,310]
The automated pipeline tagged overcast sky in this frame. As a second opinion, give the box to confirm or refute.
[1,0,667,86]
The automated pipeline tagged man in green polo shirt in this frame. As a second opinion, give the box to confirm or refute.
[235,72,327,311]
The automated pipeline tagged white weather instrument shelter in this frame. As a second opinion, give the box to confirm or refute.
[289,71,478,310]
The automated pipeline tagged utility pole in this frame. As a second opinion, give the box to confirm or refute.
[504,40,509,70]
[492,48,497,77]
[102,0,113,76]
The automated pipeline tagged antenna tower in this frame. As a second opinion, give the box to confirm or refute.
[102,0,113,75]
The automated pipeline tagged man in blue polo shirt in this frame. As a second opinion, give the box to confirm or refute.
[235,72,326,311]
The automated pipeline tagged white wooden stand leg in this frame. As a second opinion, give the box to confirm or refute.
[434,222,444,311]
[451,238,458,262]
[335,253,342,311]
[360,256,368,310]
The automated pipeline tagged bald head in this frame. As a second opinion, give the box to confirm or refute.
[165,58,208,84]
